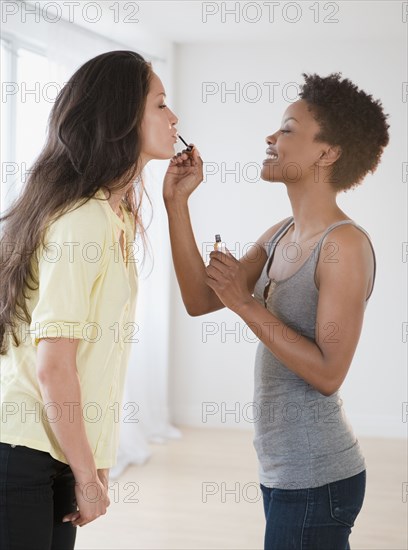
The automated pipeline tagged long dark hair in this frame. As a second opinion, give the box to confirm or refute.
[0,50,153,354]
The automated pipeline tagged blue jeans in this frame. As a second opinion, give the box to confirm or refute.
[0,442,77,550]
[260,470,366,550]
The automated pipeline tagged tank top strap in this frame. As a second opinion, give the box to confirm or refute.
[315,219,358,252]
[313,219,377,301]
[266,216,294,256]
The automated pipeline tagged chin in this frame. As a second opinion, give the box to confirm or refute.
[155,149,175,160]
[261,166,280,182]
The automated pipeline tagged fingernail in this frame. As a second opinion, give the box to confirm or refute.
[62,518,70,523]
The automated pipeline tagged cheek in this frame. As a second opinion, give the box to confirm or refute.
[140,111,175,159]
[141,113,164,147]
[282,140,315,164]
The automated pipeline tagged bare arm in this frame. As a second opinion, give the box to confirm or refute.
[36,337,109,526]
[163,148,287,316]
[206,225,374,396]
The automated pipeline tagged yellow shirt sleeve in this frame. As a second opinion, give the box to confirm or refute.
[30,203,108,346]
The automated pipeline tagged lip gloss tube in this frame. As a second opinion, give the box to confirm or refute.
[214,234,226,253]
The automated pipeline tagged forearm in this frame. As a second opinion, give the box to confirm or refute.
[37,363,97,480]
[165,198,220,315]
[234,298,335,395]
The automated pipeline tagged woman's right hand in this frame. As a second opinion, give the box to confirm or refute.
[63,474,110,527]
[163,146,203,204]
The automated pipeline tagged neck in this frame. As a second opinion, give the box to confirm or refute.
[104,189,126,215]
[286,179,345,240]
[103,159,147,215]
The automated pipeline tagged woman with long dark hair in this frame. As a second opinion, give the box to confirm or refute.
[163,73,389,549]
[0,50,178,549]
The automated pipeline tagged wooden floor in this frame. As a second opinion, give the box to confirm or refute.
[75,428,407,550]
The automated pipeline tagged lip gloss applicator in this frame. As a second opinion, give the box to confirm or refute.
[178,134,193,152]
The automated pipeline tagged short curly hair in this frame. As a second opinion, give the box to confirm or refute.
[299,72,390,192]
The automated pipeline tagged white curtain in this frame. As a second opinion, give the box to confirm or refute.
[45,17,180,478]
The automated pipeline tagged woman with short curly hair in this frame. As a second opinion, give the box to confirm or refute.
[163,73,389,549]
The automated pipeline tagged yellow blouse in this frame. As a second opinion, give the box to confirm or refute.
[0,189,138,468]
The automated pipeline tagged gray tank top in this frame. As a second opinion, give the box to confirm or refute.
[252,217,376,489]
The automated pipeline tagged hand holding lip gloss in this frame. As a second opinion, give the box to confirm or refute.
[163,133,203,204]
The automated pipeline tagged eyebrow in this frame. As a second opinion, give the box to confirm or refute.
[283,117,299,123]
[157,92,166,97]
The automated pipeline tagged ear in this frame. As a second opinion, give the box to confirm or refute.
[316,145,342,167]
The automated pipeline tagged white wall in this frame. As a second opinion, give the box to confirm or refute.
[168,29,407,437]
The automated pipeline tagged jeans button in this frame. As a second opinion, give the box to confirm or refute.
[333,506,340,516]
[10,444,16,448]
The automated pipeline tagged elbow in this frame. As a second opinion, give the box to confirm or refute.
[315,358,347,397]
[187,309,201,317]
[185,303,207,317]
[36,361,55,386]
[183,298,210,317]
[318,378,342,397]
[36,366,51,392]
[319,386,338,398]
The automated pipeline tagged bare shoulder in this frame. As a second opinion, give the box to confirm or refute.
[317,222,375,297]
[320,222,374,261]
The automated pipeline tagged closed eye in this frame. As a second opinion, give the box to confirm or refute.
[280,129,290,133]
[159,104,167,109]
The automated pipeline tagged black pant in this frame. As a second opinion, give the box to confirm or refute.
[0,442,77,550]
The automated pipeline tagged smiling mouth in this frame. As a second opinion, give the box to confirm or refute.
[265,153,278,161]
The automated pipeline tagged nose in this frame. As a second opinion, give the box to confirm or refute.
[167,106,178,126]
[266,131,279,145]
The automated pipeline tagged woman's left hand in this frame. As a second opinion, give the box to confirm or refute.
[205,249,253,313]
